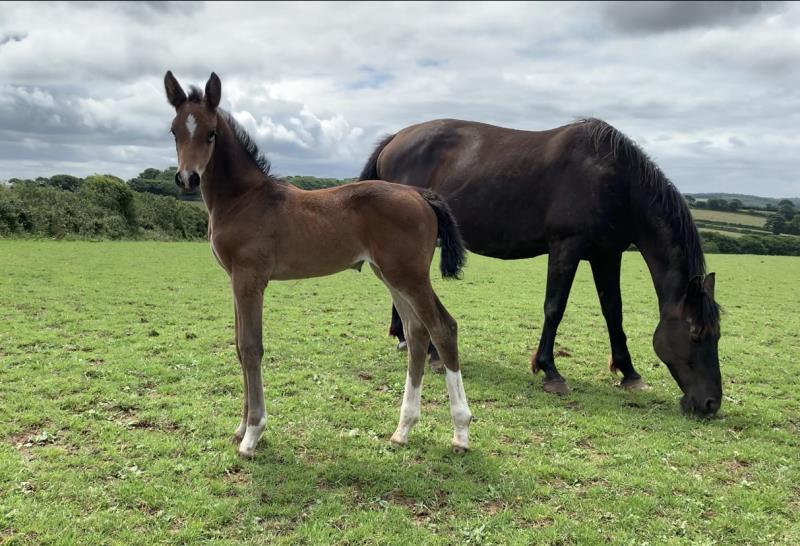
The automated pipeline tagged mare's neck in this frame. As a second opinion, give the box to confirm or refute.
[636,217,691,317]
[200,114,270,217]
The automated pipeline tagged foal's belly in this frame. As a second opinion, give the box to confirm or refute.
[269,249,369,281]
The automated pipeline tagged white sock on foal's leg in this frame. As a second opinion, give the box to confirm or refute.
[233,419,247,441]
[445,368,472,452]
[391,370,422,446]
[238,415,267,458]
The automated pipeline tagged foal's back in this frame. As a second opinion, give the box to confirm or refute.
[264,181,439,281]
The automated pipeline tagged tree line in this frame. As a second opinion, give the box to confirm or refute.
[1,170,207,240]
[2,169,800,255]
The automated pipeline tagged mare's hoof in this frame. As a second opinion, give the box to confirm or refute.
[620,377,648,390]
[396,341,407,351]
[429,359,445,373]
[237,446,256,459]
[452,443,469,454]
[542,378,570,394]
[231,434,244,445]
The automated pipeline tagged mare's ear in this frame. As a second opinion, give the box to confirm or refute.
[205,72,221,110]
[164,70,187,109]
[703,272,716,299]
[686,275,704,301]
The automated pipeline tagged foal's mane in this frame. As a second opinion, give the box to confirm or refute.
[187,85,273,179]
[577,118,719,326]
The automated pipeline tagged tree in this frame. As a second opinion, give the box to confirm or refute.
[777,199,796,221]
[765,214,787,235]
[727,199,743,211]
[684,195,697,206]
[48,174,83,192]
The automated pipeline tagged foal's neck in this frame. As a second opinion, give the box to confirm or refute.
[200,114,275,217]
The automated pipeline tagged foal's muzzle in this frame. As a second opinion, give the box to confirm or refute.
[176,170,200,191]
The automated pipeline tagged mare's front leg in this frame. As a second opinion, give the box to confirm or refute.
[532,240,582,394]
[232,269,268,458]
[590,254,646,390]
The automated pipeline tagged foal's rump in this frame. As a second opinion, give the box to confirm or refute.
[342,180,465,281]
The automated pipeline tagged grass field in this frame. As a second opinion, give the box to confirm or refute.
[690,209,767,228]
[1,241,799,545]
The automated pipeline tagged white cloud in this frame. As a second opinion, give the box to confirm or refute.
[0,1,797,196]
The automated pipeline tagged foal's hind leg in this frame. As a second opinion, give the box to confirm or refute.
[590,254,646,390]
[397,282,472,452]
[388,294,430,447]
[532,240,582,394]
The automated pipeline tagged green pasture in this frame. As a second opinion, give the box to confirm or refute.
[1,241,798,545]
[690,209,767,228]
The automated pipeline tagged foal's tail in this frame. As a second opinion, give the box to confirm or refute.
[420,190,466,279]
[358,133,396,180]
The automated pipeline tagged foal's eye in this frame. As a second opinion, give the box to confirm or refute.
[207,130,216,143]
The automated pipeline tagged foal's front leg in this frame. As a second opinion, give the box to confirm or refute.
[232,272,268,458]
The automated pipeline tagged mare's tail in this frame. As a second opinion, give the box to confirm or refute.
[358,134,396,180]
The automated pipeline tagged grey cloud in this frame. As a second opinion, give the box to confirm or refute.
[601,1,783,33]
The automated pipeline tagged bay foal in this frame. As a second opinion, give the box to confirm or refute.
[164,71,472,457]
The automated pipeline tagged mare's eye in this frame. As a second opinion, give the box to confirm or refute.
[208,130,216,142]
[170,129,176,136]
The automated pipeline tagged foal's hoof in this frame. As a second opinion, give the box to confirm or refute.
[452,443,469,454]
[396,341,407,351]
[429,359,445,373]
[619,377,648,390]
[389,435,408,448]
[237,446,256,459]
[542,378,570,394]
[231,433,244,445]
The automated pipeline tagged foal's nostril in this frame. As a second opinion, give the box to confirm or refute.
[174,172,182,187]
[189,172,200,188]
[704,397,720,414]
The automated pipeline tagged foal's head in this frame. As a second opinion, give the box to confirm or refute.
[164,71,221,191]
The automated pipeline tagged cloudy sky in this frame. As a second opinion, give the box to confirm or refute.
[1,1,798,196]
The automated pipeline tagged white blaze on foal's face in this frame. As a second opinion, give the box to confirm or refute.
[186,114,197,140]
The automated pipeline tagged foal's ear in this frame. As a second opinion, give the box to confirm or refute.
[703,272,716,298]
[164,70,187,109]
[205,72,221,110]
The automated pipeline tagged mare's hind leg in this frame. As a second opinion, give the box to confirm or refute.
[532,240,582,394]
[390,305,407,351]
[590,254,646,390]
[388,294,430,447]
[391,304,442,369]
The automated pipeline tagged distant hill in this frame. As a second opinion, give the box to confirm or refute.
[688,193,800,208]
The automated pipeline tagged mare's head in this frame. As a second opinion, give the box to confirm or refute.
[164,71,221,191]
[653,273,722,417]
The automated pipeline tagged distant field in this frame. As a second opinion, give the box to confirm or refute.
[690,209,767,228]
[1,242,799,544]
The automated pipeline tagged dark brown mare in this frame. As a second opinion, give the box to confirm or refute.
[361,118,722,417]
[164,72,473,457]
